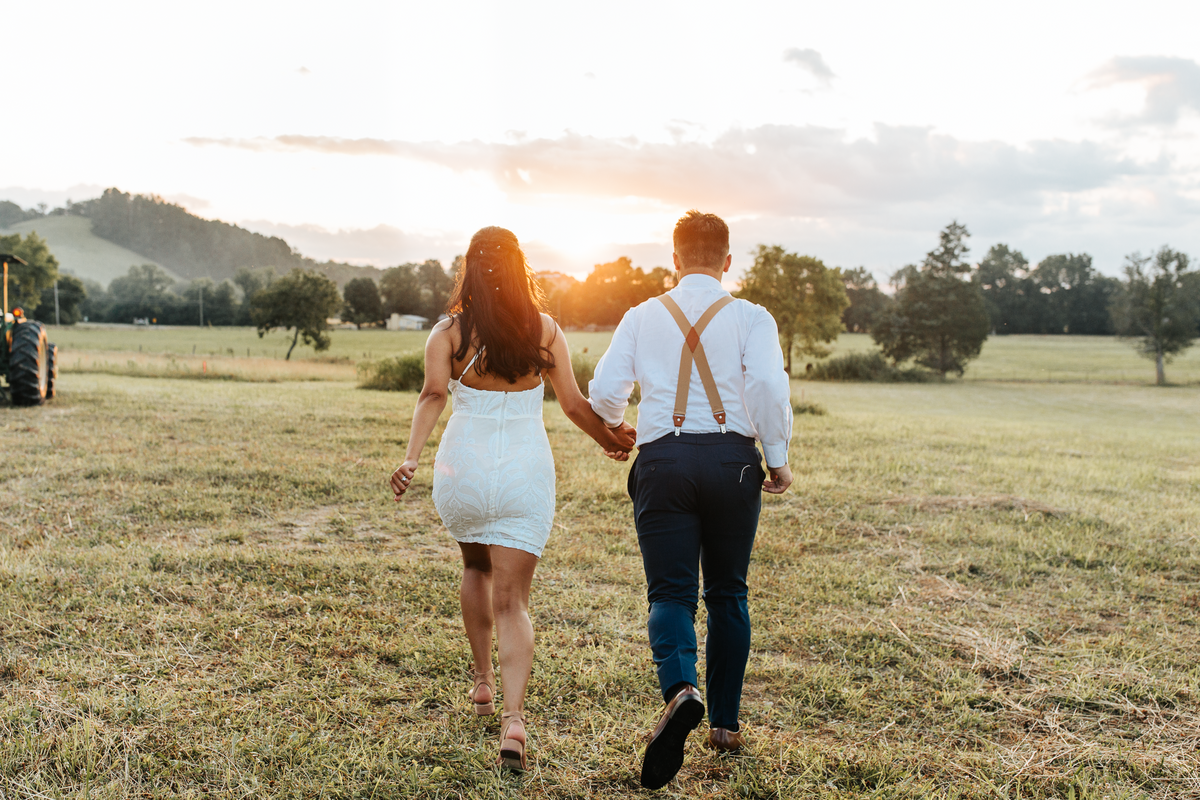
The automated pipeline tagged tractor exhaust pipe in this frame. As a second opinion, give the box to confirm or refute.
[0,254,29,318]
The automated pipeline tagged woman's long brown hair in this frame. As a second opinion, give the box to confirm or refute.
[447,226,555,383]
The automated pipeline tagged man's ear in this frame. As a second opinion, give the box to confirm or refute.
[722,253,732,274]
[672,252,682,271]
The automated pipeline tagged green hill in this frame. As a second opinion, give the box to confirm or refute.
[72,189,384,287]
[3,190,388,289]
[0,215,181,286]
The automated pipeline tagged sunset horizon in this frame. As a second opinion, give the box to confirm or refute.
[6,0,1200,282]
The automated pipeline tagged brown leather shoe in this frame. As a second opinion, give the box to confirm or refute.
[640,685,705,790]
[707,727,746,752]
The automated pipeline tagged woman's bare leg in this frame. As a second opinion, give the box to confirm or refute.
[490,545,539,738]
[459,542,495,704]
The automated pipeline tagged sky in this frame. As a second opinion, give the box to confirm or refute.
[4,0,1200,283]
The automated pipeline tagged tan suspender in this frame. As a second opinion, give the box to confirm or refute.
[657,294,735,436]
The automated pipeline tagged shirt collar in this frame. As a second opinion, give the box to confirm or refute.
[676,272,724,290]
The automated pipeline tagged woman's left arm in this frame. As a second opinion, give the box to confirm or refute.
[542,317,635,459]
[391,320,455,499]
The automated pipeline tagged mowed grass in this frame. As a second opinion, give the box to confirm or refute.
[1,372,1197,798]
[813,334,1200,385]
[50,325,1200,386]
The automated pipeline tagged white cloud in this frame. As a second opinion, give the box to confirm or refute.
[1087,56,1200,126]
[186,125,1159,219]
[185,127,1193,277]
[782,47,835,86]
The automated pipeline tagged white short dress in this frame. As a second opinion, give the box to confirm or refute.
[432,349,556,557]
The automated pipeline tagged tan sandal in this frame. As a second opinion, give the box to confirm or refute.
[497,710,527,772]
[467,664,495,716]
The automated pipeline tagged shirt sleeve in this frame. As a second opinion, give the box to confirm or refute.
[588,306,639,427]
[742,307,793,467]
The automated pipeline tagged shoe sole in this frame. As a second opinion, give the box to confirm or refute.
[640,696,704,790]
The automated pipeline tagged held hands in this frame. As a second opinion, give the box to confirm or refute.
[602,421,636,461]
[762,463,793,494]
[390,459,418,500]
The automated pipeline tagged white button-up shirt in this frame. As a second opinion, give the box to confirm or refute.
[588,273,794,467]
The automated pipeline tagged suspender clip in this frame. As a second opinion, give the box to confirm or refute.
[673,413,685,436]
[715,411,727,434]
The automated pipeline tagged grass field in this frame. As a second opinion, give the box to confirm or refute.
[48,325,1200,386]
[1,367,1197,798]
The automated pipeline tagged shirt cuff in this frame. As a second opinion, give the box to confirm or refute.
[589,398,626,429]
[761,443,789,468]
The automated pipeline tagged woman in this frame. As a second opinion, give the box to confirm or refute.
[390,227,633,771]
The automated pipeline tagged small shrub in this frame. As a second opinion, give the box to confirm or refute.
[358,353,425,391]
[807,352,934,383]
[544,354,642,405]
[792,400,827,415]
[544,355,597,402]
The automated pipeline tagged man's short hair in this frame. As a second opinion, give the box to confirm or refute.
[673,210,729,270]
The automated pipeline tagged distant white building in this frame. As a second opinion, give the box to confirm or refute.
[388,313,429,331]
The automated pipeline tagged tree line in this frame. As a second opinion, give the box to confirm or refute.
[842,241,1125,337]
[9,197,1197,382]
[67,258,456,329]
[835,223,1200,383]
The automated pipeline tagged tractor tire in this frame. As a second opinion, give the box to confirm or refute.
[47,343,58,399]
[9,321,49,406]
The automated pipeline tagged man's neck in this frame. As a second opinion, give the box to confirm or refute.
[677,269,723,281]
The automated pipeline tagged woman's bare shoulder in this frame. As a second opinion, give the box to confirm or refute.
[539,313,562,347]
[427,317,459,348]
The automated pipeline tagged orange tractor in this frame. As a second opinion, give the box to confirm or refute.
[1,254,56,406]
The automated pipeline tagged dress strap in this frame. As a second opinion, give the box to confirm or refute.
[461,346,484,379]
[657,294,735,435]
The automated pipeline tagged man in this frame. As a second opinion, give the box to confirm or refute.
[589,210,794,790]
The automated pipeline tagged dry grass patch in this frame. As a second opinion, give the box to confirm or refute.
[0,374,1196,798]
[880,494,1067,518]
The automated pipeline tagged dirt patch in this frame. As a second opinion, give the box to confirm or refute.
[257,505,451,552]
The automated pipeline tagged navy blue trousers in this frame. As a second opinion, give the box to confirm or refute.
[627,432,764,730]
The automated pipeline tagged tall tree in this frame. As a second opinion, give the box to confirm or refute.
[208,280,239,326]
[343,276,383,327]
[841,267,889,333]
[251,269,343,359]
[79,278,110,322]
[736,245,848,374]
[975,244,1037,334]
[0,231,60,315]
[873,222,989,377]
[417,259,456,321]
[1111,247,1197,385]
[107,263,175,322]
[38,274,88,325]
[561,257,674,327]
[179,278,238,326]
[233,266,276,325]
[380,264,422,317]
[1032,253,1119,335]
